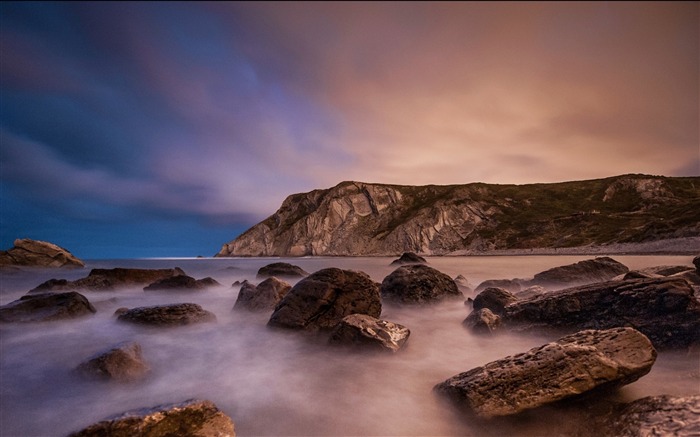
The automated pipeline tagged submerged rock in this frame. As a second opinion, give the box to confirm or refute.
[144,275,220,291]
[606,394,700,436]
[434,327,656,418]
[529,256,629,289]
[0,292,95,323]
[68,398,235,437]
[328,314,410,352]
[0,238,84,268]
[233,278,291,312]
[256,262,309,279]
[268,268,381,331]
[380,264,463,305]
[117,303,216,327]
[76,342,149,382]
[30,267,187,293]
[390,252,427,265]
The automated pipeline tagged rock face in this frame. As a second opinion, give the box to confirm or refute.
[144,275,220,291]
[529,257,629,288]
[434,327,657,418]
[501,277,700,349]
[328,314,410,352]
[68,399,235,437]
[380,264,463,305]
[268,268,381,331]
[390,252,427,265]
[117,303,216,327]
[0,292,96,323]
[216,175,700,256]
[607,395,700,436]
[76,342,149,382]
[30,267,186,293]
[233,278,291,312]
[0,238,84,268]
[256,262,309,279]
[471,287,518,314]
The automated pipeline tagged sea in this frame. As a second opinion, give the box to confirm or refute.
[1,255,698,436]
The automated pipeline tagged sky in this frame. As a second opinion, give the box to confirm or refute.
[1,1,698,259]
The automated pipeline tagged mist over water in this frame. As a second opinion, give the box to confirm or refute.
[1,256,698,436]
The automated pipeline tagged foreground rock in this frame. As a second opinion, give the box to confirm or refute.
[434,327,656,418]
[30,267,186,293]
[607,394,700,436]
[390,252,427,265]
[268,268,381,331]
[233,278,291,312]
[0,292,95,323]
[256,262,309,279]
[76,342,149,382]
[0,238,84,268]
[144,275,220,291]
[529,256,629,289]
[502,277,700,349]
[68,399,235,437]
[329,314,410,352]
[380,264,463,305]
[117,303,216,327]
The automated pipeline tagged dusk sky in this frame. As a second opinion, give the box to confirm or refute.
[1,2,698,258]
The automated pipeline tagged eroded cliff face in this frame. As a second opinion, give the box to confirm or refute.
[217,175,700,257]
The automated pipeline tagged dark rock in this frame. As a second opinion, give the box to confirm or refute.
[514,285,546,300]
[75,342,149,382]
[606,394,700,437]
[390,252,427,265]
[268,268,381,331]
[0,292,96,323]
[380,264,463,305]
[329,314,410,352]
[117,303,216,327]
[0,238,84,268]
[453,275,473,295]
[694,255,700,273]
[434,327,657,418]
[29,267,187,293]
[68,398,235,437]
[474,279,523,294]
[256,262,309,279]
[233,278,291,312]
[670,269,700,286]
[143,275,220,291]
[463,308,501,334]
[471,287,518,315]
[529,256,629,289]
[502,277,700,349]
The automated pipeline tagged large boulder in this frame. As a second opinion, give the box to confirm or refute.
[30,267,187,293]
[380,264,463,305]
[76,342,149,382]
[328,314,410,352]
[434,327,657,418]
[471,287,518,314]
[501,277,700,349]
[256,262,308,279]
[268,268,381,331]
[0,238,84,268]
[233,278,291,312]
[390,252,427,265]
[0,292,96,323]
[116,303,216,327]
[144,275,220,291]
[68,399,235,437]
[529,256,629,289]
[606,395,700,436]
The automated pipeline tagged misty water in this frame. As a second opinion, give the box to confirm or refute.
[1,255,698,436]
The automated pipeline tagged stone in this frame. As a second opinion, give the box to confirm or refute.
[117,303,216,327]
[390,252,427,265]
[514,285,546,300]
[256,262,309,279]
[328,314,410,352]
[434,327,657,418]
[0,292,96,323]
[606,395,700,437]
[471,287,518,315]
[453,275,473,295]
[143,275,220,291]
[29,267,187,293]
[268,268,381,331]
[474,279,523,294]
[233,278,291,312]
[68,399,235,437]
[0,238,84,268]
[75,342,149,382]
[694,255,700,273]
[529,256,629,289]
[501,277,700,349]
[380,264,463,305]
[463,308,501,334]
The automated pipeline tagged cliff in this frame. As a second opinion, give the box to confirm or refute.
[217,174,700,256]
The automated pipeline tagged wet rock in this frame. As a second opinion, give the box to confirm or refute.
[390,252,427,265]
[76,342,149,382]
[0,292,96,323]
[471,287,518,315]
[529,256,629,289]
[502,277,700,349]
[144,275,220,291]
[463,308,501,334]
[474,278,523,294]
[68,398,235,437]
[0,238,84,268]
[256,262,309,279]
[329,314,410,352]
[380,264,463,305]
[606,394,700,437]
[117,303,216,327]
[434,327,657,418]
[233,278,291,312]
[30,267,187,293]
[268,268,381,331]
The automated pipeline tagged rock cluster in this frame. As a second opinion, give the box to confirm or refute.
[0,238,84,268]
[233,278,291,312]
[30,267,187,293]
